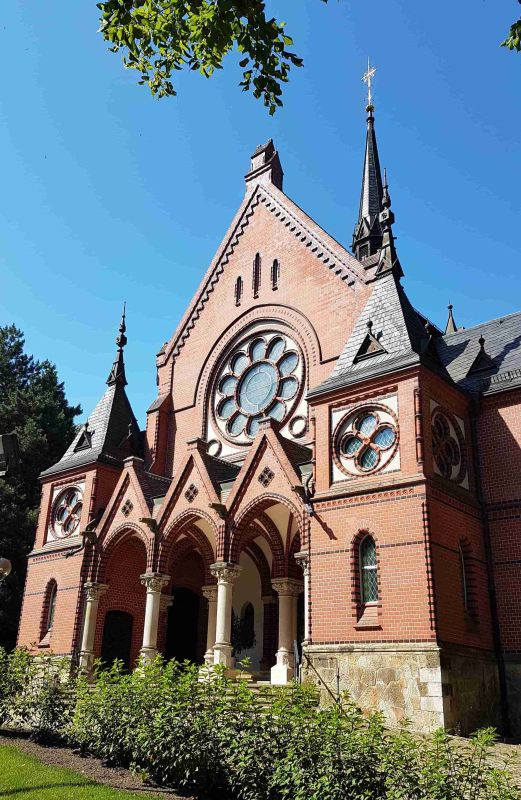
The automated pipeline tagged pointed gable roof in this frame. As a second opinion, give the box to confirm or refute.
[159,143,365,365]
[309,272,444,397]
[436,311,521,396]
[41,311,142,478]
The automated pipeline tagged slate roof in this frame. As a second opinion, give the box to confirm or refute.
[138,470,171,502]
[40,381,143,478]
[309,272,444,397]
[200,452,241,495]
[278,437,313,468]
[436,311,521,396]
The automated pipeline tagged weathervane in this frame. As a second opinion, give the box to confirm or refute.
[362,58,376,109]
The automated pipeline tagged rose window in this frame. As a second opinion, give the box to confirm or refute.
[214,333,302,442]
[334,406,399,477]
[431,408,465,483]
[52,487,83,538]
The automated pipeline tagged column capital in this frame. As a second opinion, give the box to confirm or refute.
[271,578,303,597]
[159,594,174,612]
[210,561,241,585]
[294,551,310,577]
[140,572,170,592]
[201,584,218,602]
[83,582,108,602]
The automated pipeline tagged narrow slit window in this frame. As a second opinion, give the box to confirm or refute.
[253,253,261,298]
[360,535,378,604]
[271,259,280,290]
[235,276,243,306]
[459,545,468,612]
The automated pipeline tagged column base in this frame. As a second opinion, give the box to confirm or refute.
[139,646,158,663]
[204,648,214,665]
[271,649,294,685]
[78,650,95,676]
[213,642,234,667]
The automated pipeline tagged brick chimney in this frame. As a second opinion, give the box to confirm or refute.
[245,139,283,192]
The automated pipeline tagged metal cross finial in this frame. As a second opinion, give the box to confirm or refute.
[362,58,376,108]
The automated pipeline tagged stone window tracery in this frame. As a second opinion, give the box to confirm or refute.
[431,407,466,484]
[213,331,303,444]
[334,406,398,477]
[52,487,83,538]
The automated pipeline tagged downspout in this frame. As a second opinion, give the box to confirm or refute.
[470,396,510,736]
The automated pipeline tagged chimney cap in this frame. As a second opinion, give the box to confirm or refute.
[245,139,283,192]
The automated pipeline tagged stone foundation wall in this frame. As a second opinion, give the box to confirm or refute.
[505,656,521,738]
[303,642,501,734]
[439,645,501,735]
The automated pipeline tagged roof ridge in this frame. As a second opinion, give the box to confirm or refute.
[443,309,521,338]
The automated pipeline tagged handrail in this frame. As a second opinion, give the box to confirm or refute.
[300,649,341,707]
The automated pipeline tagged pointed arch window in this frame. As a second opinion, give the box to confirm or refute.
[459,545,469,612]
[252,253,261,298]
[271,259,280,290]
[360,535,378,604]
[41,580,57,640]
[235,276,243,306]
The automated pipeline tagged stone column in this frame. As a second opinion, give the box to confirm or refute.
[270,578,303,685]
[295,552,310,643]
[210,562,241,667]
[201,585,218,664]
[140,573,170,662]
[78,582,108,675]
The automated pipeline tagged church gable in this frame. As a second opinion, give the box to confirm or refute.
[156,443,221,531]
[158,154,367,378]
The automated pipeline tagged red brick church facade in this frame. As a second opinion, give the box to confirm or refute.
[17,101,521,735]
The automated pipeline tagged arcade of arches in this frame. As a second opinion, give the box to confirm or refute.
[81,499,307,684]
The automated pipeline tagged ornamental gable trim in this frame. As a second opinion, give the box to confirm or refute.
[160,182,365,364]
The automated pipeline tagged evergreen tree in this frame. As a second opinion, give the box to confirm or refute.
[0,325,81,650]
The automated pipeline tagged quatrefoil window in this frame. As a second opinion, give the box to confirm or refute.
[340,413,396,472]
[213,332,302,444]
[121,499,133,517]
[52,487,83,538]
[185,484,199,503]
[258,466,274,487]
[431,408,465,483]
[336,408,398,476]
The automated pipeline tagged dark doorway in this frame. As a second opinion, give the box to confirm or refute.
[100,610,133,671]
[165,588,201,663]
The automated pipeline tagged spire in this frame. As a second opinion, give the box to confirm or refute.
[445,303,458,335]
[106,303,128,386]
[375,169,403,278]
[352,61,384,261]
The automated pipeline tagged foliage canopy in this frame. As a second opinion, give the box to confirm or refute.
[97,1,521,114]
[0,326,80,650]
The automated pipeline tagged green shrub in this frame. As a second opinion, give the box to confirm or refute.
[1,647,520,799]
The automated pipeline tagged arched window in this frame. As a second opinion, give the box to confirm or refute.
[459,545,469,612]
[252,253,261,298]
[360,535,378,604]
[235,275,243,306]
[271,259,280,290]
[41,580,57,638]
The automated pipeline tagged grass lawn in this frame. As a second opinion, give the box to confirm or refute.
[0,744,147,799]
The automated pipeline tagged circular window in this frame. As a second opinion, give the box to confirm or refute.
[213,332,303,443]
[52,487,83,538]
[334,405,399,478]
[431,408,466,483]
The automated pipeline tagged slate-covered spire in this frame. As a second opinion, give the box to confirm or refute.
[41,302,143,477]
[107,304,128,387]
[352,103,384,261]
[445,304,458,335]
[375,170,403,279]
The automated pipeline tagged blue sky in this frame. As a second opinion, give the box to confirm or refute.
[1,1,520,424]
